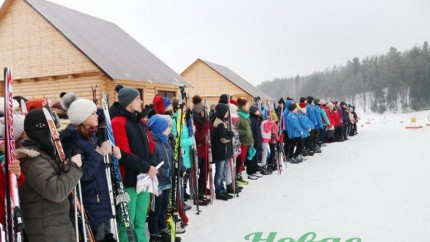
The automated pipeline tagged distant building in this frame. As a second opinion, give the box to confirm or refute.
[181,59,273,105]
[0,0,189,105]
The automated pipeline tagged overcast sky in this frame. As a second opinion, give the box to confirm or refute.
[2,0,430,85]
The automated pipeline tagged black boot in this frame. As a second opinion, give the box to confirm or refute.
[226,184,241,194]
[160,231,181,242]
[215,191,230,201]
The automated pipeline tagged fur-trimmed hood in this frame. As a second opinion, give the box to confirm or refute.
[16,147,41,159]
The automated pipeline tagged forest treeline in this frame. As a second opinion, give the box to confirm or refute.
[258,42,430,113]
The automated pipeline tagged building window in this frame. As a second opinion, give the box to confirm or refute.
[158,90,176,99]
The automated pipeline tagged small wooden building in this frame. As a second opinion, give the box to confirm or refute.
[181,59,273,105]
[0,0,190,105]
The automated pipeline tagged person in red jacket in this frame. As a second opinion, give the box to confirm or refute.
[191,95,210,205]
[327,102,340,142]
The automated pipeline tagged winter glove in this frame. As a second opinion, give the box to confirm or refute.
[247,146,257,160]
[97,140,112,155]
[112,146,122,159]
[71,154,82,168]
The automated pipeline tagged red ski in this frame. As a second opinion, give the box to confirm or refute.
[3,67,23,242]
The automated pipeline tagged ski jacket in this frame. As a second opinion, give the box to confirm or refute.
[17,146,82,242]
[286,112,303,139]
[349,112,355,124]
[314,105,323,130]
[297,112,311,138]
[193,112,210,159]
[237,108,254,146]
[320,107,330,127]
[261,119,275,143]
[60,125,112,229]
[328,109,341,128]
[173,111,194,169]
[211,118,234,162]
[110,102,154,188]
[336,106,344,127]
[306,104,318,129]
[250,113,263,153]
[342,108,350,125]
[281,100,293,131]
[150,134,173,189]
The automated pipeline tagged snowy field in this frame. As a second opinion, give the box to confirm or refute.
[181,111,430,242]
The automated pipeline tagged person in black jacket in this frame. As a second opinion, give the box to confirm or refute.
[211,103,234,201]
[247,105,263,180]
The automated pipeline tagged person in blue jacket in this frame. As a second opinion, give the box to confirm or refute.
[285,103,304,164]
[147,114,181,242]
[297,104,312,160]
[60,95,121,242]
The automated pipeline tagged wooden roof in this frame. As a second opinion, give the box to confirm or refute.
[194,59,274,101]
[1,0,190,86]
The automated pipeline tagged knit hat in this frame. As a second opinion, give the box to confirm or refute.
[115,84,124,93]
[163,97,172,110]
[118,86,140,108]
[24,109,55,154]
[229,102,239,119]
[314,98,321,105]
[153,95,164,114]
[215,103,229,119]
[307,96,314,104]
[192,95,202,105]
[249,105,259,114]
[288,103,297,111]
[340,101,347,107]
[192,102,205,114]
[327,102,335,108]
[62,93,95,124]
[0,114,25,139]
[0,97,20,115]
[148,114,169,135]
[218,94,229,104]
[229,99,238,106]
[319,99,327,106]
[24,109,49,138]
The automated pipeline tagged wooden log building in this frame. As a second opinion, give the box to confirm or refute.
[0,0,190,106]
[181,59,273,105]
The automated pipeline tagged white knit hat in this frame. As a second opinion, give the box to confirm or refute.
[0,114,25,139]
[67,99,97,125]
[0,97,20,115]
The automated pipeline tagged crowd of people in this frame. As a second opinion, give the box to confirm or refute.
[0,86,359,242]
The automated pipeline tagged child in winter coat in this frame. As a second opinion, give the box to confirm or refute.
[211,103,234,201]
[260,111,277,175]
[147,115,178,242]
[17,109,83,242]
[60,95,121,241]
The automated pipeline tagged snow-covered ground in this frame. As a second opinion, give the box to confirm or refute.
[181,111,430,242]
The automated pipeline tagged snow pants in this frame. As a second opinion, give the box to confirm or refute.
[118,188,150,242]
